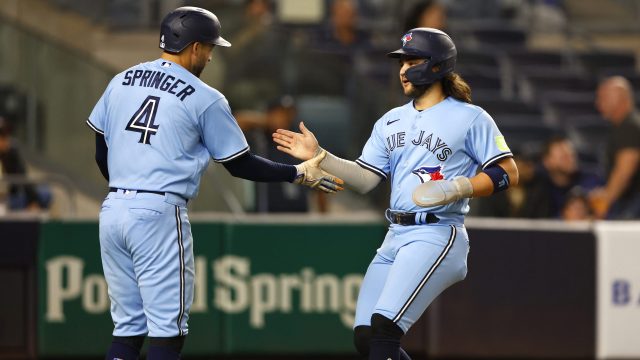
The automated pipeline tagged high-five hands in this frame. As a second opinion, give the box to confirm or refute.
[274,122,344,193]
[273,122,319,161]
[293,149,344,193]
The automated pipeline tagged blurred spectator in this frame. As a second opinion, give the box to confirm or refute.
[290,0,374,106]
[311,0,371,53]
[403,0,447,32]
[522,135,601,219]
[561,187,593,221]
[0,117,43,212]
[292,0,380,154]
[590,76,640,219]
[236,96,328,213]
[223,0,286,108]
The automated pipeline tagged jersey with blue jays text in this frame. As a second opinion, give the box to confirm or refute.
[87,58,249,199]
[356,96,512,223]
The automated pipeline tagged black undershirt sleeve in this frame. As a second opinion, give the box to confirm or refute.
[95,133,109,181]
[222,151,297,182]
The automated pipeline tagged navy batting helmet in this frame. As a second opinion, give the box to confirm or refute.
[388,28,456,86]
[159,6,231,53]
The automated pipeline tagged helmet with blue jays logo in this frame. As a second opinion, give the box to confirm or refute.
[388,27,457,86]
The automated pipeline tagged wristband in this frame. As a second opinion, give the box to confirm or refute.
[483,165,510,193]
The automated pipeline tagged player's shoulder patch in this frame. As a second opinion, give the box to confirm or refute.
[494,135,511,152]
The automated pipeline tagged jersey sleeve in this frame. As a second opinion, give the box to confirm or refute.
[465,110,513,169]
[87,83,112,135]
[355,119,390,179]
[199,97,249,162]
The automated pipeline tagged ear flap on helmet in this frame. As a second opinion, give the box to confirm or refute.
[405,56,457,86]
[405,61,433,86]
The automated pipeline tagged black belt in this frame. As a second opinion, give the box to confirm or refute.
[109,188,166,196]
[385,209,440,225]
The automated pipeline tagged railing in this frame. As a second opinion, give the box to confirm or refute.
[203,166,246,217]
[0,174,78,218]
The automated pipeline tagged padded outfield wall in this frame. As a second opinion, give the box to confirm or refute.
[1,218,639,359]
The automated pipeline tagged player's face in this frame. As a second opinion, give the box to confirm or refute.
[562,196,591,221]
[399,57,428,97]
[191,43,215,78]
[544,140,577,175]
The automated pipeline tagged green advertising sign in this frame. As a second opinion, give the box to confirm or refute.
[38,220,385,357]
[38,222,113,357]
[221,223,384,354]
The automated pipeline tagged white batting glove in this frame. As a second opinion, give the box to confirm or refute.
[294,149,345,193]
[412,176,473,207]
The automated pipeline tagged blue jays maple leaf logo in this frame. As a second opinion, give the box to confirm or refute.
[402,33,413,46]
[412,165,445,183]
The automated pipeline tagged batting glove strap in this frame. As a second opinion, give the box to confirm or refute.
[412,176,473,207]
[294,149,345,193]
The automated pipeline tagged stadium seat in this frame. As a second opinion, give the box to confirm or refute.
[475,98,540,116]
[458,70,502,93]
[456,49,500,71]
[541,92,599,124]
[566,119,611,166]
[456,49,503,96]
[499,123,557,155]
[470,27,527,50]
[289,49,353,96]
[517,69,596,103]
[561,114,605,127]
[597,69,640,88]
[492,114,545,128]
[578,51,636,76]
[507,50,566,69]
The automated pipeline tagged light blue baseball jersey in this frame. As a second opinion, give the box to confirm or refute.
[356,96,512,222]
[87,58,249,199]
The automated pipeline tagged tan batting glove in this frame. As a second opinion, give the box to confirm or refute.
[294,149,345,193]
[412,176,473,207]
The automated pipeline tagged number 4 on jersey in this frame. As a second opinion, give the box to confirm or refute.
[126,95,160,145]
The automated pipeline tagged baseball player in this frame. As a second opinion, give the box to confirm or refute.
[86,7,342,360]
[273,28,519,360]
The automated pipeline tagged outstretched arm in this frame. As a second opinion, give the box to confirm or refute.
[222,151,297,182]
[319,152,382,194]
[274,122,382,194]
[222,151,344,193]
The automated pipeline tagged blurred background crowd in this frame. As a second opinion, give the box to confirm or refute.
[0,0,639,221]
